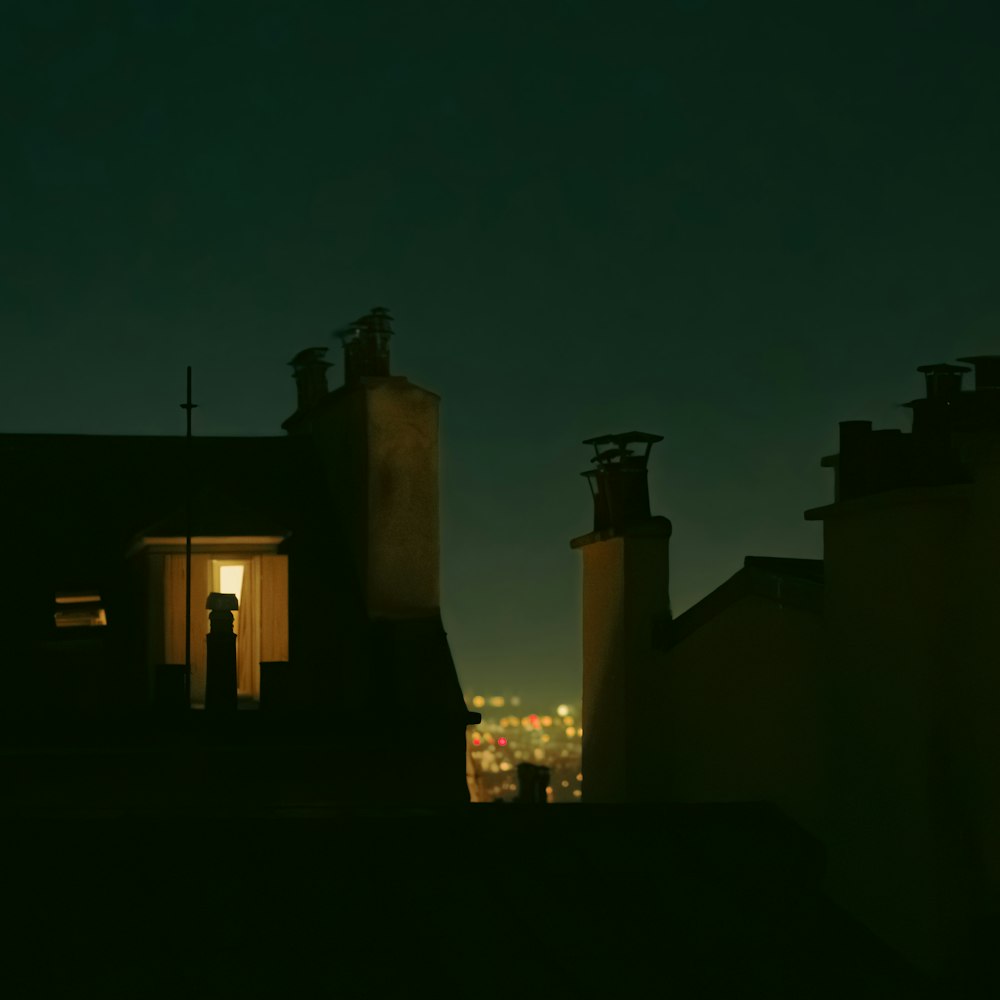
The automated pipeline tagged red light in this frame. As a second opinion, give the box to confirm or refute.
[473,736,481,745]
[529,714,538,723]
[497,736,508,747]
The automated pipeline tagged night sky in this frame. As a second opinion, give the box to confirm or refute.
[3,1,999,705]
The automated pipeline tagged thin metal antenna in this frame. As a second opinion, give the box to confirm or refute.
[181,366,197,707]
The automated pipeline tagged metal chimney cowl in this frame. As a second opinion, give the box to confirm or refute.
[581,431,664,533]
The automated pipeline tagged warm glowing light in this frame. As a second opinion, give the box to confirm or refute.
[541,716,553,727]
[511,696,521,706]
[541,734,551,743]
[533,748,545,761]
[573,789,582,798]
[497,736,508,747]
[561,780,570,788]
[566,727,576,737]
[483,732,494,744]
[489,696,505,707]
[472,695,485,708]
[545,786,553,794]
[499,718,508,728]
[508,716,520,727]
[576,773,583,781]
[556,704,570,717]
[564,716,574,726]
[472,736,481,746]
[499,761,512,771]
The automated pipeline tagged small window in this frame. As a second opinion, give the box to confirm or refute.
[54,592,108,628]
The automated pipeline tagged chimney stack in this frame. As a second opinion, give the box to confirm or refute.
[288,347,333,413]
[293,308,441,619]
[571,431,672,803]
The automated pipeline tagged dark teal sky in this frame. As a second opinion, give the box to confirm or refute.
[3,1,999,704]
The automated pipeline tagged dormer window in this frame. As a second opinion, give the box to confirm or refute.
[54,592,108,628]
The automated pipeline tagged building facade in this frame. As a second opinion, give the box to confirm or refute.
[0,307,479,803]
[571,357,1000,979]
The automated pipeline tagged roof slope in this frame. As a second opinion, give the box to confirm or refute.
[0,433,330,582]
[656,555,824,651]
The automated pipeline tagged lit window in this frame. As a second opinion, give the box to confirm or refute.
[54,592,107,628]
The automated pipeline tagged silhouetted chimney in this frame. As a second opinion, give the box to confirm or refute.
[956,356,1000,391]
[288,347,333,412]
[571,431,672,803]
[917,363,970,401]
[337,307,393,386]
[582,432,664,533]
[839,420,873,447]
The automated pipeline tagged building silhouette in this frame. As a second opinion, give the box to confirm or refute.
[0,307,479,805]
[571,356,1000,983]
[0,325,943,992]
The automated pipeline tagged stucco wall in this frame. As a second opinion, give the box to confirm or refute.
[365,380,440,617]
[313,379,440,620]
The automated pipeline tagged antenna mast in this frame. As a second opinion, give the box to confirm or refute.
[181,366,197,707]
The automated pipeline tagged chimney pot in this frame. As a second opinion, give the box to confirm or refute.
[581,431,663,532]
[916,363,971,401]
[336,306,394,385]
[288,347,333,413]
[956,356,1000,391]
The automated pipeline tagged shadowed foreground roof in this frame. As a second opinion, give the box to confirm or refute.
[2,803,934,995]
[0,432,330,580]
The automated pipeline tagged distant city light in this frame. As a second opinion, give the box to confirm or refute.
[472,695,485,708]
[472,735,481,746]
[511,696,521,706]
[497,736,508,747]
[573,789,582,798]
[566,727,576,737]
[541,716,553,727]
[564,716,574,726]
[556,704,570,717]
[489,696,505,707]
[576,773,583,781]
